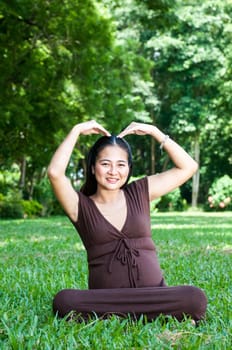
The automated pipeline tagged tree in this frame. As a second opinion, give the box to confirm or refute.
[145,0,232,205]
[1,0,231,208]
[99,0,171,175]
[0,0,114,195]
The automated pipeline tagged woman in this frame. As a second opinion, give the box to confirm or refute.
[47,120,207,323]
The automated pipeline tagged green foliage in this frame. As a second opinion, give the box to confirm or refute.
[0,214,231,348]
[0,0,155,197]
[201,114,232,188]
[0,165,20,195]
[0,192,44,219]
[207,175,232,211]
[146,0,227,136]
[153,188,188,212]
[0,0,114,167]
[0,0,232,209]
[21,199,43,218]
[0,193,23,219]
[97,0,155,132]
[33,177,64,216]
[143,0,232,204]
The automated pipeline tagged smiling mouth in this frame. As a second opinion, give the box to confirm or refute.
[106,178,119,183]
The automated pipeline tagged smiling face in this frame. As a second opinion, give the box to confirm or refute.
[93,145,130,192]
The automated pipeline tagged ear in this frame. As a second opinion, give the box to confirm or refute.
[91,166,95,175]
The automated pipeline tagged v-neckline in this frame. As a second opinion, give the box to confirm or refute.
[89,190,129,233]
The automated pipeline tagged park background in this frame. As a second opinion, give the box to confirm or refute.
[0,0,231,217]
[0,1,232,349]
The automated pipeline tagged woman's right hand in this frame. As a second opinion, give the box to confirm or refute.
[75,120,110,136]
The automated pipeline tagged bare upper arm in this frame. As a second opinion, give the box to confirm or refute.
[147,167,196,201]
[48,174,79,222]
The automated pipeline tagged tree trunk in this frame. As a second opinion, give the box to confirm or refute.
[151,108,155,174]
[192,135,200,207]
[28,175,34,200]
[151,137,155,174]
[19,156,27,194]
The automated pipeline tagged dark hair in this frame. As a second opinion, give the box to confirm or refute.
[80,135,133,196]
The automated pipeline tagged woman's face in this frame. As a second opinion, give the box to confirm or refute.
[93,145,130,191]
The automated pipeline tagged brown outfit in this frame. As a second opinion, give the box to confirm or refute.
[53,177,207,321]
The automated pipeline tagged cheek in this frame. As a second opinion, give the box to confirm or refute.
[122,167,130,177]
[94,165,105,176]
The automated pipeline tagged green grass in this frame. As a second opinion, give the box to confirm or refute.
[0,212,232,349]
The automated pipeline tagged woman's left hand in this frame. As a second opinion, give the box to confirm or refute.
[118,122,155,138]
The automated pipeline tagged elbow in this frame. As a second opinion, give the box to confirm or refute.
[191,160,199,175]
[47,165,60,181]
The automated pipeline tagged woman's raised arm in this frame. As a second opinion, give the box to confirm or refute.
[118,122,198,201]
[47,120,110,221]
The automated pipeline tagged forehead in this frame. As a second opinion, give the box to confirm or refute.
[97,145,128,160]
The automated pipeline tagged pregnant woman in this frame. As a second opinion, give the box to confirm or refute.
[47,120,207,323]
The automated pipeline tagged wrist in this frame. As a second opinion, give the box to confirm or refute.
[72,124,82,136]
[150,126,166,143]
[160,135,170,153]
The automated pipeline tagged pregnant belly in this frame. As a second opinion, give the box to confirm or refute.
[88,249,164,289]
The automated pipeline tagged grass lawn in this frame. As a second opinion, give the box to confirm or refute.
[0,212,231,349]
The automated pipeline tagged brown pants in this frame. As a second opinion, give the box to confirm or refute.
[53,285,207,322]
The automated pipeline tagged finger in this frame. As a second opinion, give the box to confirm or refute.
[118,131,129,138]
[117,131,125,138]
[87,121,110,136]
[118,127,137,138]
[94,124,111,136]
[95,127,111,136]
[117,126,133,138]
[101,127,111,136]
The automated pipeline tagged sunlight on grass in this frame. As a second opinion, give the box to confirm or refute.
[152,223,232,230]
[74,242,85,251]
[0,213,231,349]
[206,243,232,252]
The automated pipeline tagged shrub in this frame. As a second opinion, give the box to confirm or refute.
[154,188,187,212]
[33,177,64,216]
[207,175,232,210]
[21,200,43,218]
[0,193,24,219]
[0,192,44,219]
[0,165,20,195]
[130,177,187,212]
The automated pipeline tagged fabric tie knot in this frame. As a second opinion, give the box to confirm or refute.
[108,238,140,287]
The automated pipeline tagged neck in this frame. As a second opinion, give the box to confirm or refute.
[92,189,122,204]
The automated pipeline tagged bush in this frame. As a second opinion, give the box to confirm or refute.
[207,175,232,210]
[0,192,43,219]
[21,200,43,218]
[130,177,187,212]
[0,193,24,219]
[0,165,20,195]
[154,188,187,212]
[33,177,64,216]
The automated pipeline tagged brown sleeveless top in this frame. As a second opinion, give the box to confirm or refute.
[71,177,164,289]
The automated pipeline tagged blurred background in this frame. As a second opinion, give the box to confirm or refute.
[0,0,231,218]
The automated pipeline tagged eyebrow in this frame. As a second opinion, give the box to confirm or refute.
[98,159,128,163]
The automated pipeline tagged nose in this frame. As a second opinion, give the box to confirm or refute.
[108,164,117,174]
